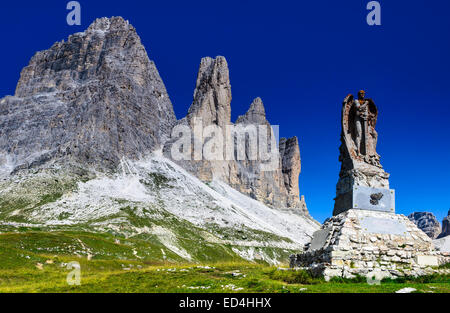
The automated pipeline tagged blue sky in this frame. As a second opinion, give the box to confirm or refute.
[0,0,449,223]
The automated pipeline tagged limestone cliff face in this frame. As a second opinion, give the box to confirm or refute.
[187,57,232,128]
[408,212,442,239]
[438,210,450,239]
[233,99,304,210]
[0,17,176,172]
[280,137,302,208]
[165,56,307,212]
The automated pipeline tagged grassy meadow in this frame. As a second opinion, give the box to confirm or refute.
[0,230,448,293]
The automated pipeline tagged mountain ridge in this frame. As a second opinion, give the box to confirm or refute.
[0,16,318,264]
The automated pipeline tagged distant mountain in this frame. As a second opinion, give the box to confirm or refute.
[437,209,450,239]
[408,212,441,239]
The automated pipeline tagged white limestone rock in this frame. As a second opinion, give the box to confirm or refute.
[290,209,448,279]
[0,17,176,172]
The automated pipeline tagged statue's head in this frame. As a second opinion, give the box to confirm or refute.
[358,90,365,100]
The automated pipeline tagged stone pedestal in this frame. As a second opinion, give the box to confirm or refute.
[290,209,447,280]
[293,93,450,280]
[333,165,391,216]
[334,185,395,216]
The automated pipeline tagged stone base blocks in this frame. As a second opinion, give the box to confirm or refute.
[290,209,449,281]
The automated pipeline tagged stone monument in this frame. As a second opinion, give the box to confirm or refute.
[334,90,393,216]
[290,91,448,280]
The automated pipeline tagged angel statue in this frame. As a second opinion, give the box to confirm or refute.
[341,90,381,168]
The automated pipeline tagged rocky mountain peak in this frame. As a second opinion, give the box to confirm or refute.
[1,17,176,172]
[169,54,307,212]
[236,97,267,125]
[86,16,128,32]
[187,56,231,128]
[438,210,450,239]
[408,212,442,239]
[15,16,147,97]
[248,97,266,115]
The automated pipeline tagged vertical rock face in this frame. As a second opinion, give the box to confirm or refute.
[165,57,308,212]
[187,56,231,128]
[232,98,297,209]
[0,17,176,172]
[438,210,450,239]
[280,137,302,208]
[408,212,442,239]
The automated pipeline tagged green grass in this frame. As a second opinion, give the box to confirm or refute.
[0,231,448,293]
[0,259,448,293]
[439,262,450,269]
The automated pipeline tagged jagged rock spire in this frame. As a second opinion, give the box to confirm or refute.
[187,56,231,128]
[236,97,267,125]
[248,97,266,116]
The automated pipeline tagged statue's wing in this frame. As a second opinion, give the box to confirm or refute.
[343,94,354,106]
[368,98,378,127]
[341,94,357,161]
[342,94,354,136]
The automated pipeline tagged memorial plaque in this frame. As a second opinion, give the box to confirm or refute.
[359,216,408,236]
[353,186,395,213]
[309,228,332,251]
